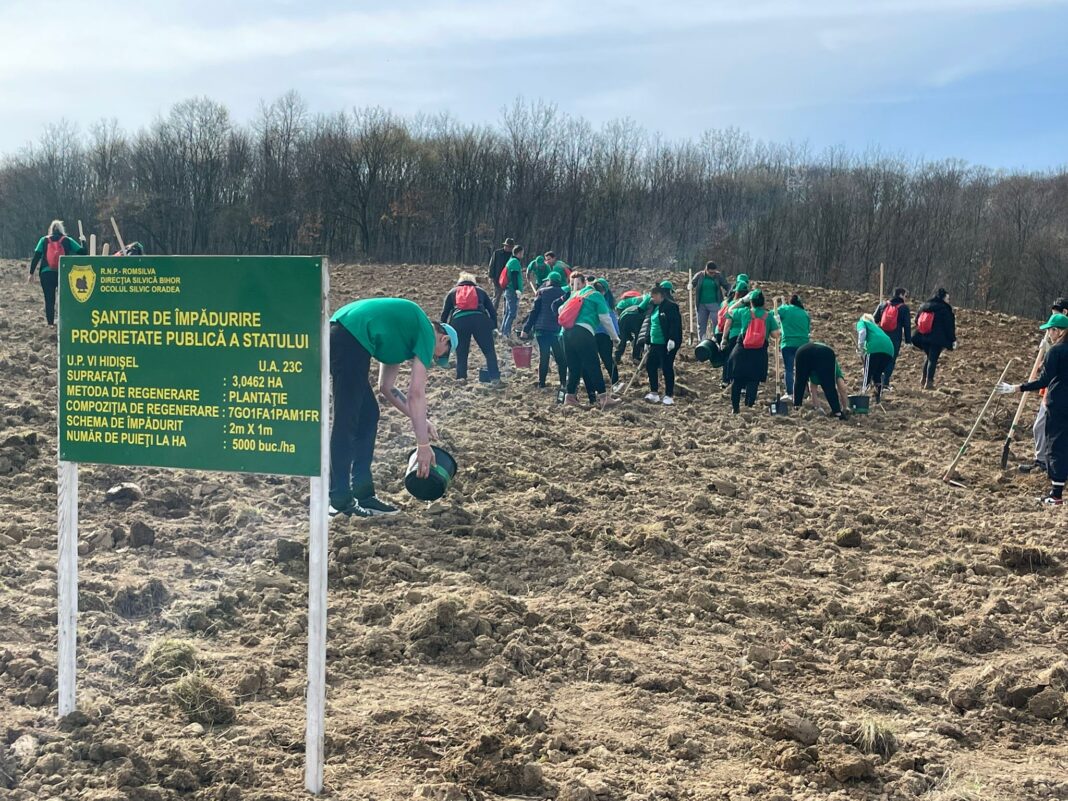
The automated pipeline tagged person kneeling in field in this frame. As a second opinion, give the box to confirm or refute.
[998,313,1068,506]
[639,282,683,405]
[793,342,850,420]
[329,298,457,517]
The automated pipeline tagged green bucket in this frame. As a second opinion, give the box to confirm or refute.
[404,446,459,501]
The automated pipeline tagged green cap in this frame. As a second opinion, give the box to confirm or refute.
[1040,313,1068,330]
[547,271,563,286]
[659,280,674,291]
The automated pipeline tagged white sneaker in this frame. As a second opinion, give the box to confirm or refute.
[612,381,625,393]
[644,392,660,403]
[661,396,674,406]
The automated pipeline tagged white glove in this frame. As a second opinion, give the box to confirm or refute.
[667,340,676,352]
[995,382,1018,395]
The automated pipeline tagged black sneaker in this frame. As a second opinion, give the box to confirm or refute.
[357,496,400,516]
[1041,495,1063,507]
[329,501,372,518]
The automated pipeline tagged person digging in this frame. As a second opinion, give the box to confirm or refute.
[1020,296,1068,475]
[329,298,458,517]
[997,312,1068,507]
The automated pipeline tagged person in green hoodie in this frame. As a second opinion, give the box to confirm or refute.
[856,312,896,403]
[28,219,86,326]
[499,245,525,339]
[776,294,811,396]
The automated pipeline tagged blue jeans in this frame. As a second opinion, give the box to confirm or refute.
[781,346,798,395]
[500,289,519,336]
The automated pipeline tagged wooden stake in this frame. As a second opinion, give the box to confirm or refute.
[110,217,126,255]
[879,262,885,300]
[101,243,110,256]
[687,269,696,346]
[943,359,1015,482]
[1000,344,1045,468]
[77,220,85,242]
[305,259,331,795]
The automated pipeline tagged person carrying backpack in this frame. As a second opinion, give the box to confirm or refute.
[873,287,912,389]
[521,271,567,388]
[440,271,500,384]
[856,313,896,403]
[722,290,780,413]
[776,294,811,395]
[559,283,620,409]
[498,244,525,339]
[912,288,956,389]
[690,261,731,340]
[793,341,849,419]
[997,313,1068,506]
[489,237,514,313]
[638,282,683,405]
[718,289,753,388]
[28,220,86,326]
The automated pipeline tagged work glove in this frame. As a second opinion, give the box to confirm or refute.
[995,382,1019,395]
[667,340,676,352]
[952,341,958,350]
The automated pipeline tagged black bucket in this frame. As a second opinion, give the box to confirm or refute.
[848,394,870,414]
[695,339,726,368]
[404,446,459,501]
[768,396,791,416]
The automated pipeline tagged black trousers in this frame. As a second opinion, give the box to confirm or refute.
[40,270,58,325]
[730,381,758,413]
[564,326,606,397]
[793,343,842,416]
[452,313,498,380]
[615,312,644,364]
[596,333,619,384]
[536,332,565,387]
[922,345,944,386]
[646,344,676,395]
[722,337,738,383]
[329,323,379,507]
[864,352,892,401]
[1045,409,1068,484]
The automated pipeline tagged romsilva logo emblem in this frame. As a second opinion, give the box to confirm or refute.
[68,265,96,303]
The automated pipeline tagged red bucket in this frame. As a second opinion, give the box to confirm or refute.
[512,345,533,369]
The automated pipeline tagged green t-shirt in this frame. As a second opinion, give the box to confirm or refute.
[697,275,720,305]
[649,305,665,345]
[776,304,811,350]
[857,319,896,357]
[332,298,436,368]
[575,287,609,332]
[504,257,523,292]
[729,306,780,341]
[34,235,85,273]
[526,256,549,285]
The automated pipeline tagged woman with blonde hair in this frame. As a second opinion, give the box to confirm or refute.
[440,271,500,383]
[28,219,85,326]
[856,312,895,403]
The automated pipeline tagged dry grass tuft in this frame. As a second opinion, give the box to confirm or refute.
[137,638,198,685]
[170,673,236,725]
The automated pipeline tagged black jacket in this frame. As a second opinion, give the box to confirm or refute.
[523,285,566,335]
[488,248,511,286]
[874,297,912,350]
[441,281,497,327]
[638,299,683,347]
[913,297,956,350]
[1022,341,1068,411]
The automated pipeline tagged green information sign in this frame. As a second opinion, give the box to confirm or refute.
[57,256,324,476]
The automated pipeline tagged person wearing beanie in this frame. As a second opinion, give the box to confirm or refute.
[691,261,732,340]
[638,282,683,405]
[873,287,912,390]
[329,298,457,517]
[776,294,811,395]
[522,271,567,388]
[591,277,621,388]
[998,313,1068,506]
[912,287,956,389]
[721,290,780,413]
[440,271,500,384]
[856,312,896,403]
[1022,297,1068,474]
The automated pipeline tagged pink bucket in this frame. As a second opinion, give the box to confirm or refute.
[512,345,533,369]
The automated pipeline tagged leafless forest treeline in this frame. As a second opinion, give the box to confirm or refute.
[1,93,1064,316]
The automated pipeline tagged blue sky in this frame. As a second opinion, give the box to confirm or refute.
[2,0,1066,170]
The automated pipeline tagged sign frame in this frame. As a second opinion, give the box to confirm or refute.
[55,248,331,795]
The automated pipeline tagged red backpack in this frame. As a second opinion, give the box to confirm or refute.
[916,310,934,335]
[497,265,511,289]
[557,293,585,329]
[879,302,899,333]
[45,237,66,269]
[455,285,479,311]
[741,310,767,349]
[716,303,730,333]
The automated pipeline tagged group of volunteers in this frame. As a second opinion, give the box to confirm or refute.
[25,219,1061,513]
